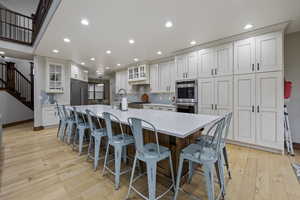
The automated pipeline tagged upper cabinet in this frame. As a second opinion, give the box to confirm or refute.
[149,61,175,93]
[115,70,131,94]
[175,52,198,80]
[71,64,88,82]
[198,48,215,78]
[128,64,149,83]
[214,43,233,76]
[234,32,283,75]
[46,61,65,93]
[175,54,188,80]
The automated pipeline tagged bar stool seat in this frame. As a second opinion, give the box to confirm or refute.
[111,134,134,145]
[182,143,218,164]
[138,143,170,160]
[91,128,106,137]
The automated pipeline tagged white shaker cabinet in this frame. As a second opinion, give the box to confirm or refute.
[186,52,198,79]
[198,48,215,78]
[115,70,131,93]
[46,61,65,93]
[150,64,159,93]
[234,71,283,150]
[234,38,256,74]
[175,54,188,80]
[214,43,233,76]
[169,61,176,92]
[234,74,256,144]
[255,32,283,73]
[234,32,283,75]
[158,62,171,92]
[255,72,283,150]
[198,76,234,139]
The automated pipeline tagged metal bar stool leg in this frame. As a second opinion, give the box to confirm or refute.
[174,155,184,200]
[102,143,110,176]
[188,160,194,183]
[78,128,85,155]
[94,137,101,170]
[223,146,231,179]
[169,154,176,191]
[123,146,127,164]
[127,154,138,199]
[204,164,215,200]
[146,160,157,200]
[114,146,122,190]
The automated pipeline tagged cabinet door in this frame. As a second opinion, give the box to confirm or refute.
[169,61,176,92]
[158,62,170,92]
[150,64,159,93]
[198,48,214,78]
[175,55,187,80]
[215,43,233,76]
[234,74,256,144]
[255,72,283,150]
[198,78,215,114]
[187,52,198,79]
[234,38,255,75]
[123,70,132,93]
[214,76,234,139]
[255,32,283,73]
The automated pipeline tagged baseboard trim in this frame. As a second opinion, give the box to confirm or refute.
[226,139,283,154]
[3,119,33,128]
[33,126,44,131]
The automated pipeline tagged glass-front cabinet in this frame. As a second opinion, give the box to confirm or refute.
[128,64,148,82]
[46,61,65,93]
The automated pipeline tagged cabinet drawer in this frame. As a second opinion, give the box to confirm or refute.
[43,108,59,126]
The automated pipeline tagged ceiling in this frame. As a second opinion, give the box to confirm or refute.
[1,0,39,16]
[35,0,300,73]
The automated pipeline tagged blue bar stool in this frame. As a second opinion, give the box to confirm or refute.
[196,112,233,179]
[55,102,62,138]
[72,107,90,155]
[65,108,77,144]
[86,109,107,170]
[174,117,226,200]
[102,112,135,190]
[57,105,68,141]
[127,117,175,200]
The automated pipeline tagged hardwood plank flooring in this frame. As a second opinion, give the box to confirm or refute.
[0,122,299,200]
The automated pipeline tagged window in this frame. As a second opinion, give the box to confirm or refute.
[88,83,104,100]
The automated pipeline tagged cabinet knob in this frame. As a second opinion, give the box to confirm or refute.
[257,63,260,71]
[252,64,255,72]
[257,105,260,113]
[215,104,217,110]
[215,68,217,75]
[252,105,254,112]
[211,104,214,110]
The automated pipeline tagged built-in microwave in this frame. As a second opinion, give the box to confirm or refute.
[175,80,198,103]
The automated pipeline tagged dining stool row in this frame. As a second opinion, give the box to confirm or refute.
[55,103,232,200]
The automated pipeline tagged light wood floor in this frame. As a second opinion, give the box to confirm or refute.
[0,122,299,200]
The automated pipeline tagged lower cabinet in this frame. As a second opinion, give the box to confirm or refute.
[42,105,59,126]
[234,71,284,151]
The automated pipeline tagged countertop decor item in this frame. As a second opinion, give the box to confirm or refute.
[141,93,149,103]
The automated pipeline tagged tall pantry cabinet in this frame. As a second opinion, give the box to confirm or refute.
[233,31,284,151]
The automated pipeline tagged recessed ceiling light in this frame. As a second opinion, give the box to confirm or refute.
[0,51,5,55]
[81,62,85,65]
[97,72,102,75]
[90,57,95,61]
[165,21,173,28]
[81,18,89,26]
[52,49,59,53]
[128,39,135,44]
[244,24,253,30]
[157,51,162,55]
[134,58,139,62]
[84,70,88,73]
[105,67,110,70]
[63,38,71,43]
[117,63,121,66]
[190,40,196,45]
[106,50,111,54]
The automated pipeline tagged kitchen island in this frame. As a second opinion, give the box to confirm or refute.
[73,105,219,180]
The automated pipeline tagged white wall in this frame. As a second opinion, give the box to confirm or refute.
[34,55,71,127]
[0,91,33,125]
[285,31,300,143]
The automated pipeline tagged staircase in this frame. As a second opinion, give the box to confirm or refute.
[0,62,34,110]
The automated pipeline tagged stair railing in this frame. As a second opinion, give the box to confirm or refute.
[0,62,33,109]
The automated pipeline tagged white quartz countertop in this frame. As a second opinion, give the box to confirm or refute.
[73,105,220,138]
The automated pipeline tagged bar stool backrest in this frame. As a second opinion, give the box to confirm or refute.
[86,109,102,131]
[208,117,226,154]
[223,112,233,141]
[128,117,161,156]
[73,107,87,127]
[102,112,124,142]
